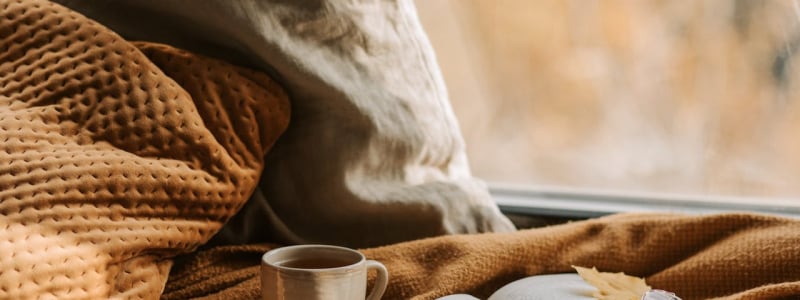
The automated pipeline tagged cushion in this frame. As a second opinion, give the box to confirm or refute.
[56,0,515,248]
[0,0,289,298]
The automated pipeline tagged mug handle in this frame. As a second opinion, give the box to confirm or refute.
[365,260,388,300]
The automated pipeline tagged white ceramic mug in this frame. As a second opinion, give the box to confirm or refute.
[261,245,389,300]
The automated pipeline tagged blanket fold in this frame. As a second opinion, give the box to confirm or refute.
[163,213,800,300]
[0,0,290,298]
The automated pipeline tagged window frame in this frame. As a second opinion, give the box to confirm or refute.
[491,183,800,219]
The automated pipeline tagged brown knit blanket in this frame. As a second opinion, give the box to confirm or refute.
[164,213,800,300]
[1,0,289,298]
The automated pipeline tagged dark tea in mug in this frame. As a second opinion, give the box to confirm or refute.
[277,257,354,269]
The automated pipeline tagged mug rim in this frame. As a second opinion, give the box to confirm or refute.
[262,244,366,275]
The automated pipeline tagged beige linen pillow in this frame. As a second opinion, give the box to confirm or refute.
[57,0,515,248]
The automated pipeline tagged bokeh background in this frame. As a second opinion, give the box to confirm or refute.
[415,0,800,201]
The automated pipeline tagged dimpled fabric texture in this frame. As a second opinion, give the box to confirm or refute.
[0,0,290,298]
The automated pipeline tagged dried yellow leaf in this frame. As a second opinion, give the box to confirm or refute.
[573,266,651,300]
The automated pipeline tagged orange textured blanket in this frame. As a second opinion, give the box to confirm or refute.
[164,213,800,300]
[0,0,289,298]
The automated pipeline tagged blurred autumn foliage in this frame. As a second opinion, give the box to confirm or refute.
[416,0,800,200]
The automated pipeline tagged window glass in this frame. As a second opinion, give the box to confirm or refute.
[415,0,800,203]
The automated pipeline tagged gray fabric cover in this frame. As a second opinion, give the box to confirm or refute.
[57,0,514,247]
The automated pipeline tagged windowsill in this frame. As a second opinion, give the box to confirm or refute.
[490,183,800,219]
